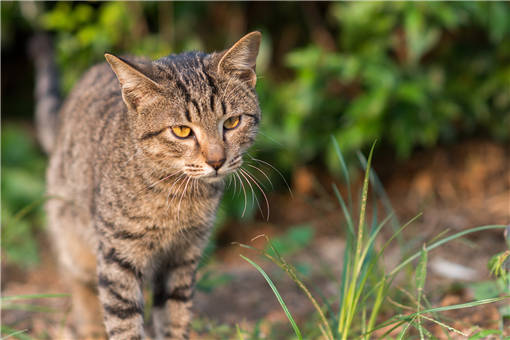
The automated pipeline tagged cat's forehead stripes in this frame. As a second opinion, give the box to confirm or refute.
[150,49,260,133]
[155,53,223,122]
[184,108,192,123]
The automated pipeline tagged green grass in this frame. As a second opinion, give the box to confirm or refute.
[239,140,509,339]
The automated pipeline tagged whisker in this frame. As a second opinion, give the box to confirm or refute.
[169,173,186,194]
[234,171,248,218]
[177,177,192,222]
[241,168,270,221]
[239,168,263,218]
[167,174,187,210]
[138,169,182,194]
[248,155,293,198]
[193,177,199,197]
[239,169,255,209]
[246,163,274,190]
[232,173,238,196]
[257,131,284,147]
[226,175,232,190]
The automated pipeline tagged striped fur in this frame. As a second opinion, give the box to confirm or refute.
[43,32,261,339]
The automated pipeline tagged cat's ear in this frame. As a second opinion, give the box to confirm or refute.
[217,31,261,87]
[105,53,161,111]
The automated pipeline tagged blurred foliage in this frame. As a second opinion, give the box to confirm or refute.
[1,124,46,266]
[265,224,314,258]
[258,2,510,174]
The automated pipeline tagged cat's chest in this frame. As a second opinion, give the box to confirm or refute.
[95,190,220,264]
[101,181,219,236]
[135,182,223,226]
[95,169,223,254]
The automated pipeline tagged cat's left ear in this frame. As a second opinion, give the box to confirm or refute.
[105,53,161,111]
[217,31,261,87]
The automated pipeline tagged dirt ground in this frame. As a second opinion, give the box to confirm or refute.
[2,139,509,339]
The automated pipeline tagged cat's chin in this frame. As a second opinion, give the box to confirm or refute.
[199,174,226,184]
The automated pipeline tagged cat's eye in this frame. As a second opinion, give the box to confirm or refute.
[224,116,241,130]
[171,126,192,139]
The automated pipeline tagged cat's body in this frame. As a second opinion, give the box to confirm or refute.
[36,32,262,340]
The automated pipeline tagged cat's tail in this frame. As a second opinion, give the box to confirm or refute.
[29,33,61,154]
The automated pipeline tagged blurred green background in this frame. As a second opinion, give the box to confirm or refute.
[2,1,510,267]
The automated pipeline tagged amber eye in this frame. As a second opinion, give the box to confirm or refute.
[224,116,241,130]
[171,126,192,139]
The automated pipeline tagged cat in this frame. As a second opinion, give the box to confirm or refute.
[33,31,262,340]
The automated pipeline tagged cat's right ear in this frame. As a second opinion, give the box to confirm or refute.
[105,53,161,111]
[216,31,262,87]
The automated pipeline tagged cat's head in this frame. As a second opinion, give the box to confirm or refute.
[105,32,262,183]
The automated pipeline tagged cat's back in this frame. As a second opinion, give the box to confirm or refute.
[47,60,127,201]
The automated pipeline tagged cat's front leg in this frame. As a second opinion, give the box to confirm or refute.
[152,255,200,340]
[96,243,145,340]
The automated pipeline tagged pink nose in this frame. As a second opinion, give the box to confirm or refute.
[206,157,226,170]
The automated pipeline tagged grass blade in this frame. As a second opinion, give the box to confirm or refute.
[337,229,352,332]
[240,255,303,340]
[355,142,376,263]
[331,136,353,212]
[338,142,376,340]
[416,246,428,340]
[1,294,68,301]
[235,324,245,340]
[263,240,334,340]
[1,303,59,313]
[332,183,354,237]
[389,225,507,277]
[397,316,415,340]
[412,296,508,315]
[357,151,400,235]
[0,326,32,340]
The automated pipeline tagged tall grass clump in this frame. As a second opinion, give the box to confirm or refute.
[239,139,508,339]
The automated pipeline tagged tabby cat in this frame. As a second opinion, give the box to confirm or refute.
[34,32,262,340]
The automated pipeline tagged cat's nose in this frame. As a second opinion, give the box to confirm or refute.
[206,157,226,171]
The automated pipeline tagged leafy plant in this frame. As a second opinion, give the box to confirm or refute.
[254,2,510,177]
[1,124,46,267]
